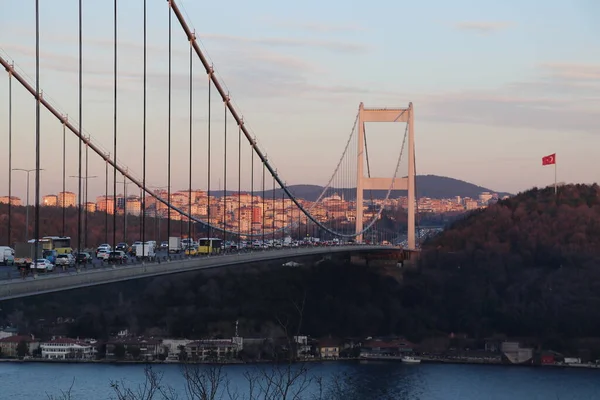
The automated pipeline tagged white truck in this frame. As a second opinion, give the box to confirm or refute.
[168,236,182,253]
[135,242,156,261]
[0,246,15,266]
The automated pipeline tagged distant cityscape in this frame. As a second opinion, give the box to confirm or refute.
[0,190,508,234]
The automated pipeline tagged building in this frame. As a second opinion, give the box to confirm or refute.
[360,338,414,358]
[106,338,162,360]
[236,206,262,224]
[43,195,58,206]
[58,191,77,208]
[185,338,242,361]
[40,337,94,360]
[501,341,533,364]
[0,196,22,206]
[126,197,141,216]
[85,202,96,212]
[96,196,115,214]
[0,327,18,340]
[0,335,40,358]
[162,339,194,361]
[318,338,340,359]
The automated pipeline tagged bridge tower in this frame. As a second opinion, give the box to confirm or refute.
[355,102,416,249]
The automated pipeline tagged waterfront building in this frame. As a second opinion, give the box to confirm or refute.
[40,337,94,360]
[0,335,40,358]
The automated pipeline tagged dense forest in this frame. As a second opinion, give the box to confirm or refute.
[3,184,600,355]
[416,184,600,342]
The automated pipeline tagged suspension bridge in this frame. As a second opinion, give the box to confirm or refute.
[0,0,419,299]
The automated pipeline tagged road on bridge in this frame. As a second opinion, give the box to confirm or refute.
[0,245,398,301]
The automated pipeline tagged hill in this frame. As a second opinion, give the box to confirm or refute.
[416,184,600,344]
[212,174,511,200]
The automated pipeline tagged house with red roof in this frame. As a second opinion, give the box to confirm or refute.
[40,337,94,360]
[0,335,39,358]
[360,338,415,358]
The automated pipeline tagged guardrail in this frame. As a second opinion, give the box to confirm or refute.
[0,245,397,301]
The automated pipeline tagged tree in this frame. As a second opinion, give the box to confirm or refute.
[16,340,29,358]
[129,346,142,360]
[113,344,126,360]
[178,345,188,362]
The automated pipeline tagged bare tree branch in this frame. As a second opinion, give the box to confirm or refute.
[181,363,227,400]
[46,377,75,400]
[110,365,173,400]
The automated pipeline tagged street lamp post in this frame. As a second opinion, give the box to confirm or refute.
[13,168,44,241]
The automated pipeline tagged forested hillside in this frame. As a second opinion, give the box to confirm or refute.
[417,184,600,340]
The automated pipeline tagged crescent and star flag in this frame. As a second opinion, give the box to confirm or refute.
[542,153,556,166]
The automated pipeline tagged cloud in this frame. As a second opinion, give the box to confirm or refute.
[454,21,513,34]
[199,33,370,54]
[261,17,366,33]
[540,62,600,81]
[415,62,600,133]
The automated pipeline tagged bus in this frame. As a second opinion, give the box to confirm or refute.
[197,238,222,255]
[30,236,73,254]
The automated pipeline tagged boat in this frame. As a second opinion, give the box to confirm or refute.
[401,356,421,364]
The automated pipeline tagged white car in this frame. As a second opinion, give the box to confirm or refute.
[31,258,54,272]
[96,250,110,260]
[55,254,75,268]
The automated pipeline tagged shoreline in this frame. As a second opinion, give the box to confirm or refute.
[1,356,599,370]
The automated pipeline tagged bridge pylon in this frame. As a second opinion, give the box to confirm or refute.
[356,102,416,249]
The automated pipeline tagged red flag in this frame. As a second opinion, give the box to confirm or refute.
[542,153,556,166]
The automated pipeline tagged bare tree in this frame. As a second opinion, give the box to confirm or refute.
[46,378,75,400]
[111,365,170,400]
[181,363,228,400]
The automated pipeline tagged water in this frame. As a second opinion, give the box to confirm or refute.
[0,361,599,399]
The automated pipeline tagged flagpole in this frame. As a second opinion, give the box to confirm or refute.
[554,159,557,196]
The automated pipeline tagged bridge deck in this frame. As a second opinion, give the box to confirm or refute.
[0,246,400,301]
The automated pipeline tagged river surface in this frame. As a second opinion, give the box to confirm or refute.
[0,361,599,399]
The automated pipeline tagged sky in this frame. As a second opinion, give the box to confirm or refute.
[0,0,599,202]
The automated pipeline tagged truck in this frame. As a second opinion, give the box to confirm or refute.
[168,236,182,253]
[0,246,15,266]
[14,242,43,268]
[135,242,156,261]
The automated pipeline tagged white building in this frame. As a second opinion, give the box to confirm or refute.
[40,338,94,360]
[0,327,18,340]
[162,339,194,361]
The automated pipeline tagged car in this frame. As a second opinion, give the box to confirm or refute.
[108,251,127,264]
[115,242,128,252]
[96,249,110,261]
[31,258,54,272]
[160,241,168,250]
[74,252,92,264]
[55,254,75,268]
[96,244,112,256]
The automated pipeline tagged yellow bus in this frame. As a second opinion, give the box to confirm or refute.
[42,236,73,254]
[197,238,222,255]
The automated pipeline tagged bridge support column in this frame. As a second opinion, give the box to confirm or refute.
[407,103,415,250]
[355,102,416,249]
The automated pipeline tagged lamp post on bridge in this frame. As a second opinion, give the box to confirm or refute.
[70,175,98,249]
[13,168,44,241]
